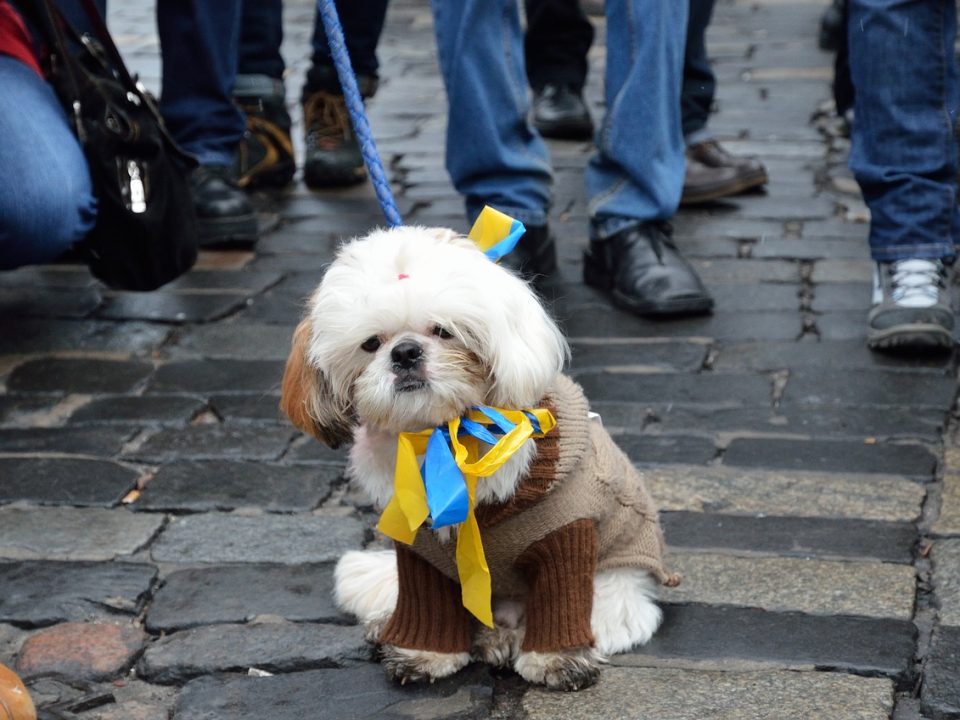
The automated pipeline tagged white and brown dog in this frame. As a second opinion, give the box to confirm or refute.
[281,226,677,691]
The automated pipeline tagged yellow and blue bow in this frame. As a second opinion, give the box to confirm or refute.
[468,206,526,262]
[377,406,556,627]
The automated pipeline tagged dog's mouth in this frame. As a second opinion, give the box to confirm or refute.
[394,377,427,393]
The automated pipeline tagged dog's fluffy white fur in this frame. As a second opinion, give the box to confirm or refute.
[281,226,661,690]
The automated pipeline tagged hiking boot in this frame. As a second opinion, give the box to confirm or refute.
[868,258,955,350]
[302,88,367,188]
[191,165,259,247]
[233,74,295,190]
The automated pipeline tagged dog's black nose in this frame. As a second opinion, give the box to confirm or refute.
[391,340,423,370]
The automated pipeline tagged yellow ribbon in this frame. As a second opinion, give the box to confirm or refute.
[377,407,556,627]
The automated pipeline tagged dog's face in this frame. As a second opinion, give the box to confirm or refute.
[281,226,568,446]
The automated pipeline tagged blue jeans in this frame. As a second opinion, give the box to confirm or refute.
[238,0,389,85]
[848,0,960,262]
[431,0,687,237]
[0,56,96,270]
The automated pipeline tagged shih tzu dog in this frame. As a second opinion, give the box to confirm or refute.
[280,225,677,691]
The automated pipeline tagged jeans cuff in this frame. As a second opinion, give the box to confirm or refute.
[684,127,714,147]
[466,201,548,230]
[871,242,958,263]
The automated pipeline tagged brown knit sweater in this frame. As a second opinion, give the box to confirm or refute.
[378,374,676,654]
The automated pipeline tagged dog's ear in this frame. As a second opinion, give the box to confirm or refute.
[280,318,354,448]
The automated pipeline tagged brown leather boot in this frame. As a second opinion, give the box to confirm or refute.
[681,139,768,205]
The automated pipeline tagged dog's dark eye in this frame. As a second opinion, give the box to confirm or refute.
[432,325,454,339]
[361,336,382,352]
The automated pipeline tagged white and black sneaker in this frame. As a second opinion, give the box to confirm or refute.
[868,259,955,350]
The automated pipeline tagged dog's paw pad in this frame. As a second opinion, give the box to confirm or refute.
[515,648,602,691]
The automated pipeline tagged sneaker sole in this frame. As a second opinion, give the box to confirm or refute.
[867,323,955,350]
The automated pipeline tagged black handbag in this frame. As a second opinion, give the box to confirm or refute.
[16,0,199,291]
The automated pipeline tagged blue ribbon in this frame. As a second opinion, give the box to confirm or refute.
[482,220,526,262]
[421,405,521,529]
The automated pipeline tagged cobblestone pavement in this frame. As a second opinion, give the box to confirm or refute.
[2,0,960,718]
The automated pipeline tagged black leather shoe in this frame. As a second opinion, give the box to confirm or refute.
[191,165,259,247]
[583,223,713,316]
[532,84,594,141]
[498,225,557,283]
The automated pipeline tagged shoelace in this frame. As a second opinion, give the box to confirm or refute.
[888,259,945,308]
[303,91,353,148]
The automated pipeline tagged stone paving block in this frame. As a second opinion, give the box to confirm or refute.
[934,454,960,535]
[0,286,102,319]
[663,512,916,563]
[16,622,146,681]
[663,553,915,619]
[97,293,254,323]
[146,359,285,395]
[815,310,874,341]
[712,339,957,371]
[144,564,340,632]
[80,680,177,720]
[0,561,156,626]
[127,425,295,463]
[150,512,364,564]
[619,401,944,441]
[0,395,60,425]
[575,372,772,405]
[0,320,169,355]
[705,282,802,311]
[0,426,137,455]
[811,258,874,283]
[0,507,164,562]
[784,368,956,408]
[0,624,26,666]
[626,604,915,678]
[644,465,924,522]
[567,341,708,373]
[169,322,296,360]
[614,434,717,465]
[722,437,937,476]
[0,457,140,507]
[284,435,351,465]
[750,238,869,260]
[810,282,872,311]
[921,625,960,719]
[561,309,802,341]
[6,358,153,394]
[209,394,284,422]
[162,270,282,293]
[137,622,368,683]
[173,664,494,720]
[137,460,338,512]
[523,667,894,720]
[933,538,960,627]
[68,395,205,425]
[691,259,800,284]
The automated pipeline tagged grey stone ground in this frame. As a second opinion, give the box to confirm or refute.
[2,0,960,717]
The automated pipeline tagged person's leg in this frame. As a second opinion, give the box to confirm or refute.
[524,0,595,141]
[234,0,295,190]
[848,0,959,349]
[157,0,257,245]
[431,0,555,280]
[0,57,96,269]
[583,0,712,316]
[302,0,389,188]
[679,0,768,205]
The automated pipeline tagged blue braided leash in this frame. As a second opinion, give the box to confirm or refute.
[316,0,403,227]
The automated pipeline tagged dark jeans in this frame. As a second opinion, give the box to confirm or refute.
[238,0,389,87]
[524,0,718,139]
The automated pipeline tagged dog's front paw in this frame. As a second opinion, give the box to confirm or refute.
[380,645,471,685]
[515,648,602,691]
[472,623,524,668]
[362,613,392,644]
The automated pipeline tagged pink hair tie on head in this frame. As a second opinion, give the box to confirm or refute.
[398,273,410,280]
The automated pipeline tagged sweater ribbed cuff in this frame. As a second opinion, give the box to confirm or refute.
[379,542,473,653]
[516,519,598,652]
